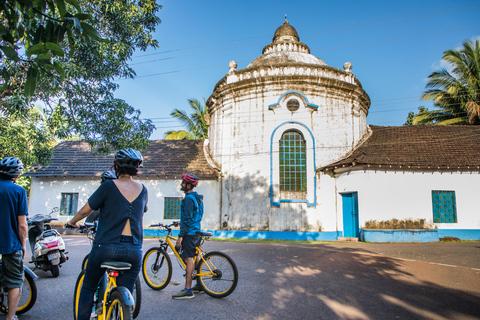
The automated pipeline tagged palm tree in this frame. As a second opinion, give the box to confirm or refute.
[412,40,480,125]
[164,98,208,140]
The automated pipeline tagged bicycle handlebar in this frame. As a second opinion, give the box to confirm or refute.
[149,221,180,229]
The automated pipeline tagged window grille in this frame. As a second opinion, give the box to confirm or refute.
[60,193,78,216]
[432,190,457,223]
[164,197,182,219]
[279,130,307,191]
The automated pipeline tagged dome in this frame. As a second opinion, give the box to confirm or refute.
[247,18,326,68]
[273,18,299,42]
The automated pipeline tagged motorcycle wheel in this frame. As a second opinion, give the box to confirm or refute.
[51,265,60,277]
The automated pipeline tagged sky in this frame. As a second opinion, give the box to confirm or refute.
[113,0,480,140]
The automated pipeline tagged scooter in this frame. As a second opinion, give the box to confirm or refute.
[28,207,68,277]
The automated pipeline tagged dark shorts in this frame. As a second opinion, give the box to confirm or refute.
[1,250,24,289]
[180,235,200,258]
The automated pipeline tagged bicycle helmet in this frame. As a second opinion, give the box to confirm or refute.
[100,170,117,183]
[182,174,199,186]
[0,157,24,177]
[114,148,143,168]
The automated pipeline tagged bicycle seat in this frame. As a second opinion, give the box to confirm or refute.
[196,231,212,237]
[100,261,132,271]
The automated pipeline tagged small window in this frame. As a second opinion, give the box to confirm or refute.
[60,193,78,216]
[286,99,300,112]
[164,197,182,219]
[432,190,457,223]
[279,130,306,191]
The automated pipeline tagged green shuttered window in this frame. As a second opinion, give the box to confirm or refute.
[60,193,78,216]
[164,197,182,219]
[279,130,307,191]
[432,190,457,223]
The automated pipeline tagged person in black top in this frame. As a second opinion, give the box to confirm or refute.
[85,170,117,224]
[67,149,147,320]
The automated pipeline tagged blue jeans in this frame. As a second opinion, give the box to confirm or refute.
[78,236,142,320]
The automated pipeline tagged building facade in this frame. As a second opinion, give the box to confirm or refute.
[26,20,480,241]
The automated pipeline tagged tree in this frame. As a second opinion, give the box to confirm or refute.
[409,40,480,125]
[164,98,209,140]
[1,0,161,166]
[404,107,430,125]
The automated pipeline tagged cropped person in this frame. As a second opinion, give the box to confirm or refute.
[172,174,204,300]
[67,149,148,320]
[0,157,28,320]
[85,170,117,224]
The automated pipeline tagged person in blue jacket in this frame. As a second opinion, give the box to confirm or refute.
[172,174,204,300]
[0,157,28,320]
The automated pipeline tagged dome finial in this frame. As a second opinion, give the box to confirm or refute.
[284,14,288,24]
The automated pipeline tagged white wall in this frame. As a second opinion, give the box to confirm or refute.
[28,177,221,230]
[334,169,480,230]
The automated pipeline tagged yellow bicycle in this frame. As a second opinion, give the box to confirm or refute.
[73,261,135,320]
[142,222,238,298]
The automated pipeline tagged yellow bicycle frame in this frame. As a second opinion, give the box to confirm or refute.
[163,234,216,278]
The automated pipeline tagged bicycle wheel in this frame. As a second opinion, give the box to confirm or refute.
[106,290,133,320]
[132,277,141,319]
[81,254,89,270]
[142,248,172,290]
[0,269,37,315]
[197,251,238,298]
[73,270,85,320]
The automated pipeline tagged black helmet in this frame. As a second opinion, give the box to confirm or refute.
[114,148,143,168]
[100,170,117,183]
[0,157,24,177]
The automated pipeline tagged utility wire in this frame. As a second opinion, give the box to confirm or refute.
[134,2,480,59]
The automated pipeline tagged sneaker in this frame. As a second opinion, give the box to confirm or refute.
[172,289,194,300]
[192,284,204,294]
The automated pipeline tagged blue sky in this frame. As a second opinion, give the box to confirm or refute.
[114,0,480,140]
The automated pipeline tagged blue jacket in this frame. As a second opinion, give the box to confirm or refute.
[179,192,204,237]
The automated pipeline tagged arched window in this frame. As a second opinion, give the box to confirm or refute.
[279,130,306,191]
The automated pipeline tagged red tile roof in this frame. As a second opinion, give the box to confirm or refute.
[321,125,480,171]
[25,140,219,179]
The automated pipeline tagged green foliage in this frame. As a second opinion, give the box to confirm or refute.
[0,0,102,97]
[409,40,480,125]
[1,0,161,168]
[404,106,430,125]
[164,98,209,140]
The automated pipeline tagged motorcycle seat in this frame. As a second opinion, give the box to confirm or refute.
[100,261,132,271]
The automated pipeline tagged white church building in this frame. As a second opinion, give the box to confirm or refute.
[26,19,480,242]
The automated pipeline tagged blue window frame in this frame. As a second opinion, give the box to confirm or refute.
[60,193,78,216]
[164,197,182,219]
[432,190,457,223]
[279,130,306,191]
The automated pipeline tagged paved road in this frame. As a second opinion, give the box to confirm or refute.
[2,237,479,320]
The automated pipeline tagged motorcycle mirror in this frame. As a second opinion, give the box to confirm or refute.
[52,207,59,212]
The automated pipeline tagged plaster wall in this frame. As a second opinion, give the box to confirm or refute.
[28,177,221,230]
[335,170,480,230]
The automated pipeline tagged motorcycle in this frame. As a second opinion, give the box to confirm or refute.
[28,207,68,277]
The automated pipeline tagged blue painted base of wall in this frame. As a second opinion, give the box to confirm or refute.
[144,229,341,241]
[143,229,480,242]
[438,229,480,241]
[363,229,440,243]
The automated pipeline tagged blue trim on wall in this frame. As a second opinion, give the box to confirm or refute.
[270,121,316,207]
[144,229,340,241]
[267,91,319,110]
[438,229,480,241]
[363,229,440,243]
